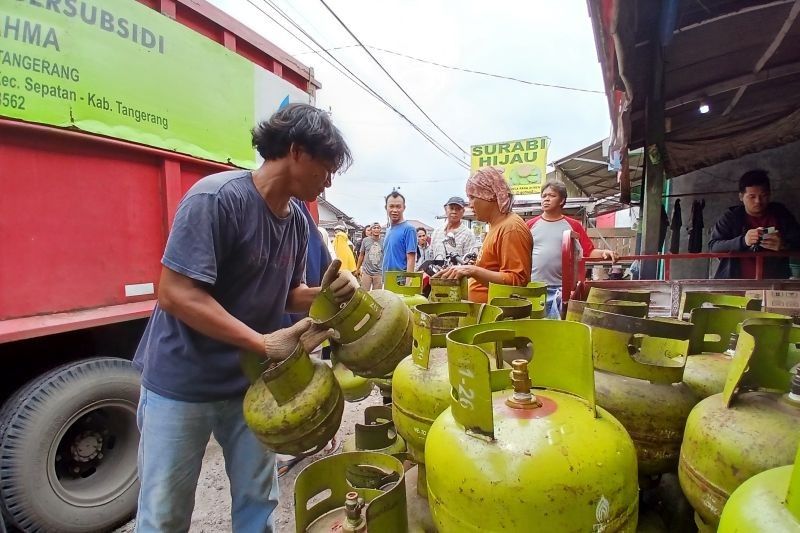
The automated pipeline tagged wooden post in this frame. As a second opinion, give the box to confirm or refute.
[640,41,666,279]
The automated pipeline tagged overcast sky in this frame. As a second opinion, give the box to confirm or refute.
[209,0,611,227]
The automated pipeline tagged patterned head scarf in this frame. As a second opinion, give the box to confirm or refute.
[466,167,514,214]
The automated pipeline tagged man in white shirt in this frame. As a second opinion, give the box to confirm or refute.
[430,196,477,262]
[528,181,616,318]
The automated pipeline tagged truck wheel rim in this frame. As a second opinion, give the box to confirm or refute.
[47,399,138,507]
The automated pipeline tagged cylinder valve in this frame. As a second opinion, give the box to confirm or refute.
[343,491,366,532]
[506,359,542,409]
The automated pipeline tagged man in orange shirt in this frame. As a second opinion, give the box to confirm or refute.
[433,167,532,302]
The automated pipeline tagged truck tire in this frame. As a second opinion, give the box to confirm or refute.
[0,358,140,532]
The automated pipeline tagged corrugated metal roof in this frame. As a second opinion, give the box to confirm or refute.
[551,140,645,215]
[590,0,800,177]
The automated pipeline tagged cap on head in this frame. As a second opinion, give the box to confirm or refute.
[334,224,346,232]
[444,196,467,208]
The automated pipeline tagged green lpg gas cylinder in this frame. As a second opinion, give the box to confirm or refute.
[393,302,503,533]
[565,299,648,322]
[678,291,762,320]
[679,316,800,532]
[372,373,393,403]
[428,277,467,303]
[403,464,438,533]
[294,451,407,532]
[586,287,652,306]
[718,440,800,532]
[392,302,502,465]
[582,308,698,477]
[426,320,639,532]
[242,345,344,456]
[487,296,535,364]
[789,342,800,371]
[332,359,373,403]
[488,297,533,320]
[427,277,468,333]
[385,271,429,309]
[684,307,788,399]
[343,405,406,456]
[488,282,547,318]
[310,287,412,378]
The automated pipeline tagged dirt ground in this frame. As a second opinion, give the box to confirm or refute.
[116,388,382,533]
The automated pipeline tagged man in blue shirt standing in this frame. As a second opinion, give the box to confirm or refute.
[132,104,356,532]
[382,191,417,273]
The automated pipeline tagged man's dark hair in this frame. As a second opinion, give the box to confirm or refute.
[542,181,568,208]
[385,191,406,207]
[738,170,771,193]
[417,227,427,235]
[251,103,352,172]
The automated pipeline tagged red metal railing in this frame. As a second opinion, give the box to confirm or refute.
[580,252,800,281]
[561,229,800,310]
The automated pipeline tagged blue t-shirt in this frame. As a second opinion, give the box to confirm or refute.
[133,170,308,402]
[382,221,417,271]
[283,199,331,327]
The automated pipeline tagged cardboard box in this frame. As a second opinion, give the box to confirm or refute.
[766,290,800,309]
[744,289,766,302]
[760,290,800,318]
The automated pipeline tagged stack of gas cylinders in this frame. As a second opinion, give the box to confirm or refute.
[241,271,800,532]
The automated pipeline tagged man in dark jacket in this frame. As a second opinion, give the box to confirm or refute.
[709,170,800,279]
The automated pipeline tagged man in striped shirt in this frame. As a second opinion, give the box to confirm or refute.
[430,196,477,262]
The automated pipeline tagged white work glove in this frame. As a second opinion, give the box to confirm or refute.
[263,317,335,361]
[321,259,359,303]
[241,318,335,382]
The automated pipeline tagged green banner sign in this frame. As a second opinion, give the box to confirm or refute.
[1,0,308,167]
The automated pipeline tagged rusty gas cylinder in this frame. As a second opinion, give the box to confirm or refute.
[488,281,547,318]
[242,345,344,455]
[581,308,698,477]
[310,287,412,378]
[718,441,800,532]
[679,317,800,532]
[295,451,407,532]
[342,405,406,456]
[684,307,789,399]
[565,299,648,322]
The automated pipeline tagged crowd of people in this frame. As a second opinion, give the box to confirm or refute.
[131,104,799,532]
[325,165,614,313]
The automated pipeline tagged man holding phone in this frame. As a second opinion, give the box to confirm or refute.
[709,170,800,279]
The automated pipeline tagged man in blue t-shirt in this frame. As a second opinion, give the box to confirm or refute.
[382,190,417,273]
[132,104,356,532]
[283,198,332,327]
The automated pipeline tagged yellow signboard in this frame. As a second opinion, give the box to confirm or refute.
[470,137,548,195]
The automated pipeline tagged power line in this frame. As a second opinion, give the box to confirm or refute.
[341,177,467,184]
[295,44,605,95]
[247,0,470,170]
[294,44,360,55]
[317,0,469,157]
[247,0,469,169]
[245,0,372,95]
[370,46,606,95]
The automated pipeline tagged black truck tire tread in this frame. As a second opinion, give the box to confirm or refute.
[0,357,141,533]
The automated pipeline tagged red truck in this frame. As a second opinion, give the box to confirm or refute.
[0,1,318,530]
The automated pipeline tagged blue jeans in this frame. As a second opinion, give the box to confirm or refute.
[135,387,278,533]
[546,286,562,319]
